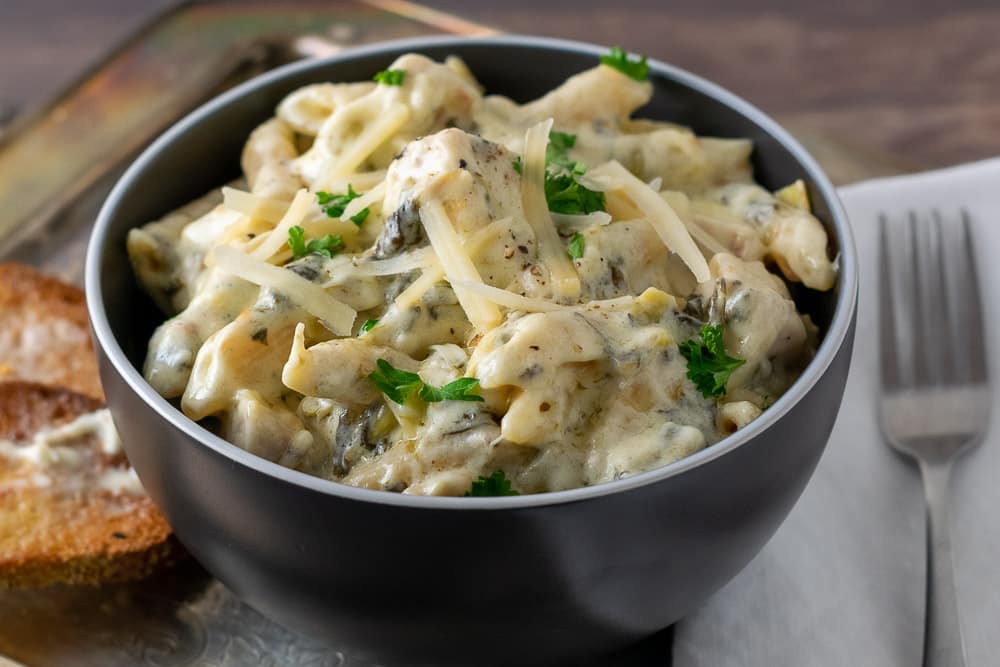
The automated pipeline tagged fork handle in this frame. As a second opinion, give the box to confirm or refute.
[920,460,968,667]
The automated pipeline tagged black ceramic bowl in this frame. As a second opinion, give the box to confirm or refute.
[86,35,857,666]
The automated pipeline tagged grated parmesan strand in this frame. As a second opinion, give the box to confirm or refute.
[587,161,711,283]
[247,189,315,263]
[520,119,581,298]
[212,245,356,335]
[222,186,291,224]
[418,198,502,331]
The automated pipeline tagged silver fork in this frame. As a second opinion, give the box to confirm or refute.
[878,209,991,667]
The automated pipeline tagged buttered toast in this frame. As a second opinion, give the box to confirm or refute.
[0,382,176,588]
[0,264,176,588]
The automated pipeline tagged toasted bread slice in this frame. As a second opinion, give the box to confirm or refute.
[0,263,104,401]
[0,382,176,589]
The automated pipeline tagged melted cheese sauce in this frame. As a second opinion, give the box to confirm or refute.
[128,53,835,495]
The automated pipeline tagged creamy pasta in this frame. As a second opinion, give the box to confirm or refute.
[128,50,835,496]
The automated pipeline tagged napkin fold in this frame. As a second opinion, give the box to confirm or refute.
[673,159,1000,667]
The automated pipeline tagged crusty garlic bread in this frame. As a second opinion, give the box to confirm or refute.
[0,382,176,589]
[0,264,177,588]
[0,263,104,401]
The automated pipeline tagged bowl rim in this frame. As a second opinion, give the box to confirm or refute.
[86,33,858,510]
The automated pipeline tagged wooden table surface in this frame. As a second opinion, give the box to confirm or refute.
[3,0,999,181]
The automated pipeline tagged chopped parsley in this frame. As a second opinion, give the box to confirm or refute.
[548,131,576,155]
[368,359,484,405]
[373,69,406,86]
[465,470,519,497]
[600,46,649,81]
[359,318,379,335]
[567,232,586,259]
[287,225,344,259]
[316,185,361,218]
[678,325,745,398]
[544,161,605,214]
[419,377,483,403]
[514,130,605,215]
[543,131,605,214]
[349,207,370,227]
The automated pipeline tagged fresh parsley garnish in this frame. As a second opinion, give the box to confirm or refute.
[373,69,406,86]
[567,232,585,259]
[548,131,577,156]
[369,359,423,404]
[465,470,519,497]
[544,161,606,214]
[368,359,484,405]
[600,46,649,81]
[359,318,379,335]
[419,377,483,403]
[287,225,344,259]
[678,325,745,398]
[350,207,370,227]
[543,131,605,214]
[316,185,361,218]
[514,131,605,215]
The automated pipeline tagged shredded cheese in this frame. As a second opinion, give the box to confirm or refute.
[322,169,387,193]
[222,187,291,224]
[341,181,386,222]
[451,281,568,313]
[551,210,612,229]
[324,247,435,286]
[587,161,711,283]
[212,245,356,335]
[394,266,446,310]
[685,218,728,256]
[393,217,514,310]
[521,119,581,298]
[417,198,501,331]
[452,282,677,316]
[247,189,314,263]
[179,206,244,249]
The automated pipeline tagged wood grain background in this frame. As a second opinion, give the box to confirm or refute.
[2,0,999,175]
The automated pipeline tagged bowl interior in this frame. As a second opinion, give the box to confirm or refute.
[91,36,852,505]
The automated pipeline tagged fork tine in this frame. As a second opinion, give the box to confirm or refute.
[957,210,988,383]
[879,214,902,390]
[926,210,955,385]
[908,211,934,386]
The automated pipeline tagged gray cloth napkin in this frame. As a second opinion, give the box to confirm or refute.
[673,159,1000,667]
